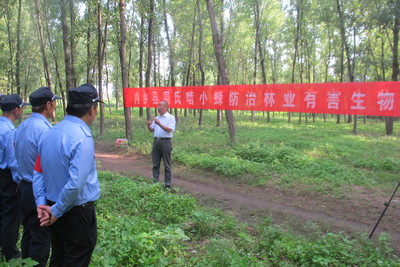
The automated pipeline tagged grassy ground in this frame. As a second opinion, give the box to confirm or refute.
[5,109,397,266]
[91,172,399,266]
[91,108,400,196]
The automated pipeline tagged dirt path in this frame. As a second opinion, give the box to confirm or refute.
[95,143,400,250]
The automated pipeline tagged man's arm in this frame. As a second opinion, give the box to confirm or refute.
[153,117,173,133]
[32,156,47,206]
[146,120,155,132]
[33,155,57,226]
[51,139,93,218]
[7,130,20,184]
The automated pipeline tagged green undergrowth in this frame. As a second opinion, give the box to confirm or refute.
[90,171,399,266]
[90,109,400,194]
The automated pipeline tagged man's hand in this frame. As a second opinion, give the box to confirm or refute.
[37,204,58,226]
[153,117,160,125]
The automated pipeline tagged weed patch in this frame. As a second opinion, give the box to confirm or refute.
[90,172,400,266]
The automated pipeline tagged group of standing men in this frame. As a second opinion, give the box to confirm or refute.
[0,83,176,266]
[0,84,102,266]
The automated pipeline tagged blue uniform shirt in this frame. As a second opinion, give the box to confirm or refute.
[151,112,176,138]
[33,115,100,218]
[15,113,52,183]
[0,116,18,182]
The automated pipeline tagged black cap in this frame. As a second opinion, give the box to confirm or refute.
[29,87,63,106]
[1,94,30,111]
[68,84,105,105]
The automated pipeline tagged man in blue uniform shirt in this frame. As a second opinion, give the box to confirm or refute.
[15,87,62,266]
[0,94,28,261]
[33,84,102,266]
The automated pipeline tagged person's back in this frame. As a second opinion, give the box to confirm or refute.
[0,94,27,261]
[14,87,61,266]
[38,115,98,212]
[33,83,102,266]
[15,114,51,181]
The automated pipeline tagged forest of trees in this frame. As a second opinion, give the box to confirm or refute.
[0,0,399,138]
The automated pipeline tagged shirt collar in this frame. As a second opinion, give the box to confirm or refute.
[31,112,52,127]
[159,112,170,118]
[0,116,14,125]
[65,115,91,132]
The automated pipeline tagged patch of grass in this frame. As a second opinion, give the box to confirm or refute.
[86,108,400,194]
[91,172,400,266]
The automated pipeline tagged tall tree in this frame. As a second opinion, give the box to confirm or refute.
[206,0,237,143]
[145,0,155,121]
[254,0,268,121]
[197,0,205,126]
[289,0,303,124]
[336,0,357,133]
[185,3,197,87]
[138,12,145,117]
[15,0,22,94]
[86,3,94,84]
[34,0,51,89]
[68,0,77,87]
[43,1,66,113]
[163,0,179,124]
[98,0,104,136]
[3,1,16,93]
[60,0,73,91]
[119,0,132,139]
[386,0,399,135]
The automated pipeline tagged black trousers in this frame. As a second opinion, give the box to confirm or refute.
[152,139,173,186]
[49,203,97,267]
[19,180,50,267]
[0,168,20,261]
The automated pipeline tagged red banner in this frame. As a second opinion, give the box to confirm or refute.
[124,81,400,116]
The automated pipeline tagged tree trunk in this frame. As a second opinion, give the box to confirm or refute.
[68,0,77,87]
[387,8,399,135]
[115,59,120,110]
[86,4,93,84]
[16,0,22,94]
[163,0,178,124]
[119,0,132,139]
[185,3,197,87]
[127,18,134,86]
[104,51,112,115]
[153,42,158,87]
[138,14,145,118]
[60,0,73,91]
[289,0,302,124]
[4,4,15,93]
[197,0,204,126]
[206,0,236,143]
[254,0,268,121]
[145,0,155,121]
[35,0,51,89]
[252,17,257,123]
[97,0,104,136]
[336,0,357,132]
[43,2,66,114]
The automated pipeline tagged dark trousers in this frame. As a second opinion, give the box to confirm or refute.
[152,139,173,186]
[49,204,97,267]
[0,168,20,261]
[19,180,50,267]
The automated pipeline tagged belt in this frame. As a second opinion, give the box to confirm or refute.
[47,200,96,208]
[154,137,171,140]
[80,201,96,207]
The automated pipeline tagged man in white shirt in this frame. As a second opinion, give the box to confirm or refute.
[146,101,176,188]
